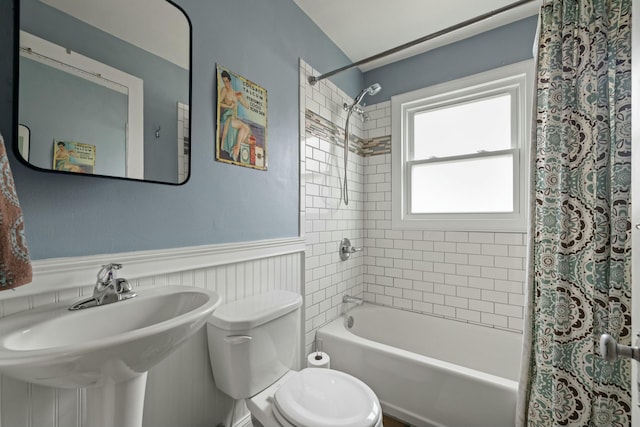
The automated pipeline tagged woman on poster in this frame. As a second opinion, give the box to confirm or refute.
[53,141,84,173]
[219,70,251,161]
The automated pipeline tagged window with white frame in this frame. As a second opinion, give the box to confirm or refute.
[391,60,533,231]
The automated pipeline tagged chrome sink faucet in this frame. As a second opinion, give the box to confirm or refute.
[94,263,136,305]
[69,263,136,311]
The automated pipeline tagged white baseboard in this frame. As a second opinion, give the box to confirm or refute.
[234,413,253,427]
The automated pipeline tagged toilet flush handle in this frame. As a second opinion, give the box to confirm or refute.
[224,335,253,345]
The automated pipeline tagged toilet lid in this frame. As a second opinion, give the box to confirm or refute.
[273,368,380,427]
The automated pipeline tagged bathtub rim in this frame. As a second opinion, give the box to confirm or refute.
[317,303,520,392]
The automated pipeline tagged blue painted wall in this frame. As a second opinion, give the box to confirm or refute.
[20,57,128,176]
[0,0,362,260]
[363,16,539,103]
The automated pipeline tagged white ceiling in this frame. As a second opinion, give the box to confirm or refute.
[38,0,540,73]
[39,0,189,69]
[293,0,541,71]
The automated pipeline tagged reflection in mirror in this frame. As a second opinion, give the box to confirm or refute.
[17,0,191,184]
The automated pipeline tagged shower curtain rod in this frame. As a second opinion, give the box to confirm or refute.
[308,0,539,85]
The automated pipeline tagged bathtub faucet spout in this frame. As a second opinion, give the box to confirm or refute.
[343,295,363,305]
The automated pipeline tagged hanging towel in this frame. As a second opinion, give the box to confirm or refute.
[0,132,32,290]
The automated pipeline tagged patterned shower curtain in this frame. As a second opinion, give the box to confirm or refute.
[517,0,632,426]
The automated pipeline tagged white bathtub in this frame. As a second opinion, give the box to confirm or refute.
[316,304,522,427]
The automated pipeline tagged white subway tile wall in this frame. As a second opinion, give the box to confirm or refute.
[362,101,526,332]
[300,60,525,345]
[177,102,190,183]
[300,60,365,355]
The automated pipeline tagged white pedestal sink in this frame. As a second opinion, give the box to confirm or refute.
[0,286,221,427]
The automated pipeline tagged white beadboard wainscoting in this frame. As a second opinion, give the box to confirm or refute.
[0,238,304,427]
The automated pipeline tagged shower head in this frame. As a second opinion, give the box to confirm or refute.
[341,82,382,206]
[367,83,382,96]
[352,83,382,107]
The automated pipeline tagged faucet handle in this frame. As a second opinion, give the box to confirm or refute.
[114,278,133,294]
[339,238,362,261]
[97,263,123,284]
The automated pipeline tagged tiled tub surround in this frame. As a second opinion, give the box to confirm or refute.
[362,101,526,332]
[0,243,303,427]
[362,218,526,331]
[300,60,367,355]
[300,60,525,344]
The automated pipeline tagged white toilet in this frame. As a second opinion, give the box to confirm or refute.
[206,290,383,427]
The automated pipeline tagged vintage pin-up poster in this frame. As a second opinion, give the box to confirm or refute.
[52,140,96,174]
[215,65,268,170]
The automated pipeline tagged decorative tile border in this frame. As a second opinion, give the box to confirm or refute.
[362,135,391,156]
[305,109,391,157]
[305,109,363,155]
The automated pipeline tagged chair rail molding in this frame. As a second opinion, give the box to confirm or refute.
[1,237,305,300]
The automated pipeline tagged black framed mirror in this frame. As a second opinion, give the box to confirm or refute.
[15,0,191,184]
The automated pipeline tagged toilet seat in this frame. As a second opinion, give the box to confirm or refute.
[272,368,381,427]
[271,405,296,427]
[272,403,383,427]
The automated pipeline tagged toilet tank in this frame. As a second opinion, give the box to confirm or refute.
[206,290,302,399]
